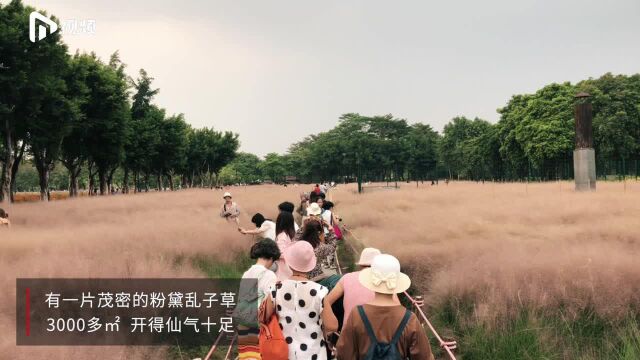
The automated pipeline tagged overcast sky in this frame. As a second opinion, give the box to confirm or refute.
[25,0,640,156]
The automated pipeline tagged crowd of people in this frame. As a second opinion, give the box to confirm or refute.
[224,186,434,360]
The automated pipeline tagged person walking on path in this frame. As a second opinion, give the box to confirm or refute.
[295,192,309,226]
[263,241,330,360]
[298,202,332,234]
[336,254,434,360]
[321,200,342,236]
[296,218,341,318]
[240,213,276,241]
[234,239,280,360]
[278,201,300,231]
[274,211,296,280]
[220,192,241,226]
[304,202,323,224]
[323,248,382,331]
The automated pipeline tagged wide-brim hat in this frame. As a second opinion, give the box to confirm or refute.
[359,254,411,294]
[283,241,316,273]
[223,192,232,199]
[356,248,382,266]
[306,203,322,216]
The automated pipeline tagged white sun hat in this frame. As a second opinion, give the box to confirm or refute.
[223,192,232,199]
[356,248,382,266]
[359,254,411,294]
[306,202,322,216]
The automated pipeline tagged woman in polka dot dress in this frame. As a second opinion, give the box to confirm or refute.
[264,241,329,360]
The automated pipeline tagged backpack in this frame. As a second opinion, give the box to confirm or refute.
[357,305,412,360]
[232,267,268,327]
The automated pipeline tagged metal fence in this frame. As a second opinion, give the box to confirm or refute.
[520,157,639,182]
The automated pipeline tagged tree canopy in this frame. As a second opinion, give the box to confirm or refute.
[0,0,240,201]
[254,75,640,184]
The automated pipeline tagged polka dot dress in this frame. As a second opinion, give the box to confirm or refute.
[270,280,328,360]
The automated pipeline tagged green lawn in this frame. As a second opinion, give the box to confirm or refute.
[430,300,640,360]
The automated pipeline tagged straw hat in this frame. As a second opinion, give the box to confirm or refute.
[283,241,316,273]
[356,248,382,266]
[306,203,322,216]
[359,254,411,294]
[223,192,232,199]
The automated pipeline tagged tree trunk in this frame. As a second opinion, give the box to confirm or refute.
[63,161,79,197]
[8,141,25,202]
[168,174,175,191]
[156,173,162,191]
[38,167,50,201]
[68,167,80,197]
[99,168,107,195]
[123,168,130,194]
[0,163,4,202]
[88,163,96,196]
[33,153,50,202]
[143,173,150,192]
[107,167,117,194]
[1,119,14,204]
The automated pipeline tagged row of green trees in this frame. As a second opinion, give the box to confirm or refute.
[217,113,441,185]
[468,74,640,181]
[4,1,639,196]
[0,1,239,202]
[217,73,639,185]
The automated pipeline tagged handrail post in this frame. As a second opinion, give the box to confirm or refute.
[224,334,236,360]
[203,331,226,360]
[404,291,458,359]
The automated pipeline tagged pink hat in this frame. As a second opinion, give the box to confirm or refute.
[283,241,317,273]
